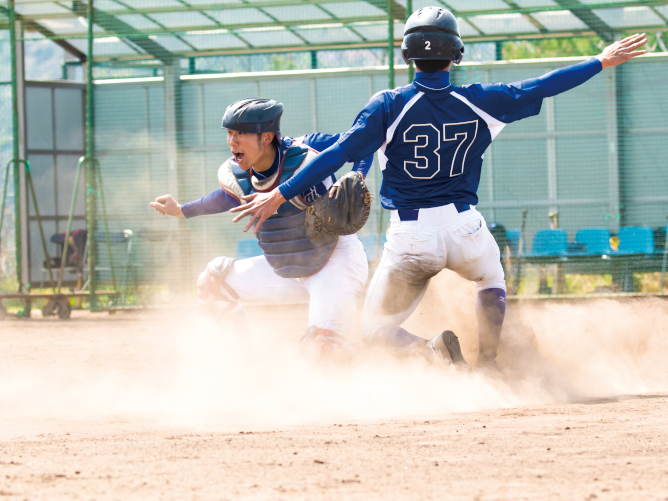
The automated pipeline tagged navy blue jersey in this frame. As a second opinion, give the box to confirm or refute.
[338,71,545,209]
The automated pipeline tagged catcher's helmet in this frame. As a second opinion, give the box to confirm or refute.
[222,98,283,135]
[402,7,464,64]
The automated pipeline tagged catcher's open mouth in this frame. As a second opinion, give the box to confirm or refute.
[233,152,244,163]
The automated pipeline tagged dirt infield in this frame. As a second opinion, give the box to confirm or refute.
[1,275,668,500]
[1,389,667,500]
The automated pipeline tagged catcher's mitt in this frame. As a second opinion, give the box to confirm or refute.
[305,171,373,239]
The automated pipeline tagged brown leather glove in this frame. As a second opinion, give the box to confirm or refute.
[305,171,373,239]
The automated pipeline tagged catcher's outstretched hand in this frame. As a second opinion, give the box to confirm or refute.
[597,33,647,69]
[230,189,286,233]
[150,194,184,217]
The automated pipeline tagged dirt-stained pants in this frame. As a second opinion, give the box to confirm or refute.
[363,204,505,339]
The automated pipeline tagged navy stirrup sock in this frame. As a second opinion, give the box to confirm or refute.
[476,288,506,362]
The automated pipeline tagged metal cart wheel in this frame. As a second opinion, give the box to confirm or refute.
[41,296,72,319]
[41,298,58,317]
[55,297,72,319]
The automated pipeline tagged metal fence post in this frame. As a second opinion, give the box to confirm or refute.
[85,0,98,311]
[8,0,23,294]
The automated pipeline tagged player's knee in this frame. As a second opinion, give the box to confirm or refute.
[197,255,239,305]
[475,277,506,293]
[474,259,506,293]
[207,255,235,277]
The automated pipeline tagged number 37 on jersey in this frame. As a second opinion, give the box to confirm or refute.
[402,120,478,180]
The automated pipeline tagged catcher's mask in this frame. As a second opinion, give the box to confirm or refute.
[401,7,464,65]
[222,98,283,141]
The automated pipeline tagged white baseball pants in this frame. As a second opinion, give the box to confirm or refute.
[223,234,369,336]
[362,204,505,337]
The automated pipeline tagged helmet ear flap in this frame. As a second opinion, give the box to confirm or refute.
[402,49,410,65]
[453,46,464,65]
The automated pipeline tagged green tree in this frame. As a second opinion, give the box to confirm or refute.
[270,54,298,71]
[502,37,604,60]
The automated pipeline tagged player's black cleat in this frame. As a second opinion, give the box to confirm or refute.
[428,330,468,367]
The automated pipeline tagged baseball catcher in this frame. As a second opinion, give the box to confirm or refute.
[150,98,374,359]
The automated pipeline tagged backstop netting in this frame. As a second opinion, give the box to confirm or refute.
[5,0,668,303]
[93,55,668,300]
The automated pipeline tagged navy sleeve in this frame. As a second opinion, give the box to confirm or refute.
[537,57,602,97]
[460,57,603,124]
[279,143,350,201]
[336,91,388,162]
[301,132,340,151]
[352,153,374,177]
[302,132,375,177]
[181,188,240,218]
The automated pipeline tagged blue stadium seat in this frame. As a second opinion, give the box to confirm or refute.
[506,229,522,255]
[530,229,568,256]
[235,238,263,260]
[574,227,612,255]
[617,226,654,254]
[359,233,387,261]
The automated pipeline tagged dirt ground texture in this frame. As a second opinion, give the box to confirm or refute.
[1,272,668,500]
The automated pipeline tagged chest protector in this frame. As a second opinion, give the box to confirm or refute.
[218,143,338,279]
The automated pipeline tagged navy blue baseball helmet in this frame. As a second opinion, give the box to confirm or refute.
[222,98,283,136]
[402,7,464,64]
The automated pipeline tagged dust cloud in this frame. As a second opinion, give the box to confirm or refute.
[1,271,667,435]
